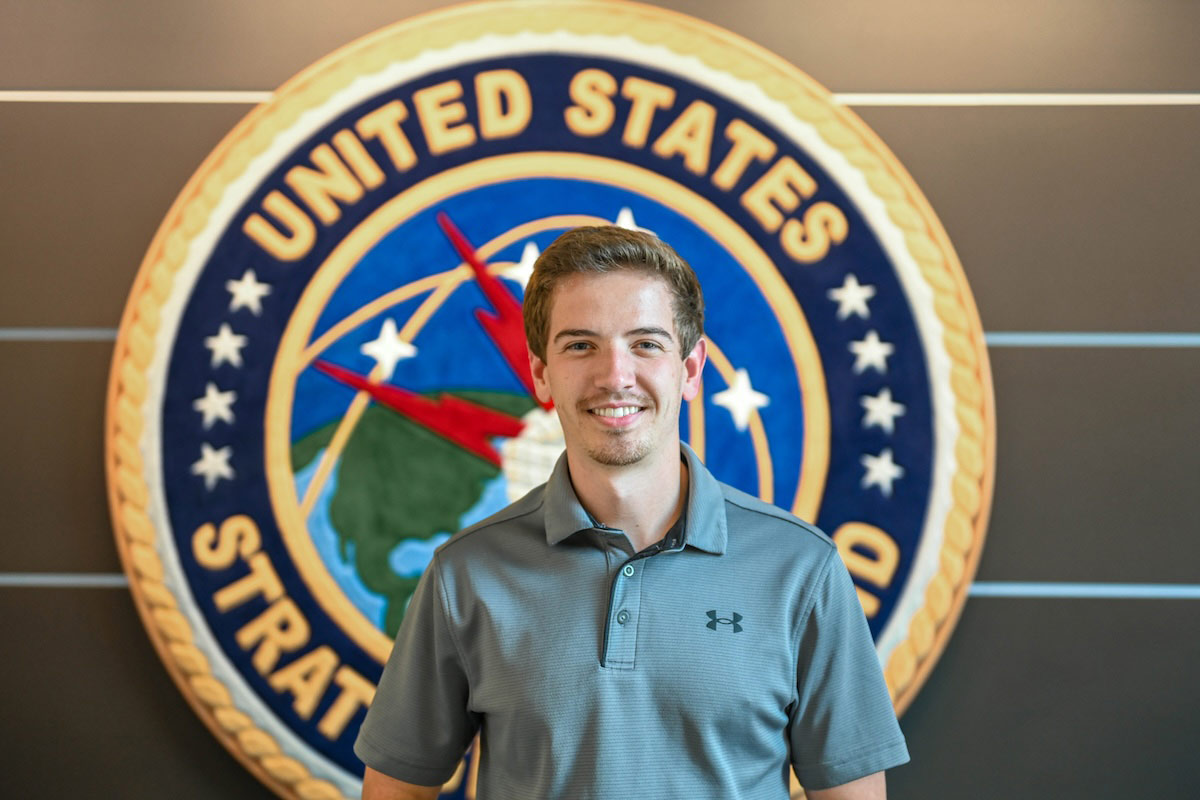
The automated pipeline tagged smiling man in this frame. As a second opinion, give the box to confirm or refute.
[355,227,909,799]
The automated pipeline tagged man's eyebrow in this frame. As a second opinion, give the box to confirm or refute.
[552,326,675,343]
[628,326,674,342]
[553,328,599,342]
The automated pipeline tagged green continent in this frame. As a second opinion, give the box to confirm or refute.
[292,390,535,636]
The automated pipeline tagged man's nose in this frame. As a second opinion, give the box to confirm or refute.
[594,347,635,391]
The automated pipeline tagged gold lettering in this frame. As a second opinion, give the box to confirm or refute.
[781,201,849,263]
[331,129,385,190]
[651,99,716,175]
[475,69,532,140]
[712,119,777,190]
[284,144,363,226]
[833,522,900,590]
[412,79,477,155]
[269,645,339,719]
[317,666,376,739]
[740,156,818,233]
[833,523,899,619]
[192,515,260,571]
[213,552,284,612]
[236,597,310,675]
[355,100,418,172]
[564,68,618,137]
[620,76,675,148]
[242,191,316,261]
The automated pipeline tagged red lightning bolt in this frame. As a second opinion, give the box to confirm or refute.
[314,360,525,467]
[436,212,551,409]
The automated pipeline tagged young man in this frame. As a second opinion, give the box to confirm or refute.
[356,227,908,799]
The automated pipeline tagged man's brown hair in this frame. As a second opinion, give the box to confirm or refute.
[523,226,705,361]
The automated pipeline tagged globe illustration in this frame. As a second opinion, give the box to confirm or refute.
[285,215,577,638]
[275,193,806,646]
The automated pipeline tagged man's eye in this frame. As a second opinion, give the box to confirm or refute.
[565,342,591,351]
[635,340,664,351]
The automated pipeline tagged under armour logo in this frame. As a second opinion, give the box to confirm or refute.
[706,610,743,633]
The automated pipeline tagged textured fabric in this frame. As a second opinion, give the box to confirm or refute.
[355,444,908,798]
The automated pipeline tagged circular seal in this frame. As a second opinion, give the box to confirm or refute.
[106,2,994,797]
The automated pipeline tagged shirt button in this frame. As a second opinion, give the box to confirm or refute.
[622,564,635,577]
[617,610,629,625]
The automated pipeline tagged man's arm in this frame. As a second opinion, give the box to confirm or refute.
[355,562,478,798]
[361,766,441,800]
[805,770,886,800]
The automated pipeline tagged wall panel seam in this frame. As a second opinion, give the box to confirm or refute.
[3,90,1200,106]
[4,573,1200,598]
[6,329,1200,347]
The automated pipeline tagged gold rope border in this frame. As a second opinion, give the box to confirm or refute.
[105,2,995,798]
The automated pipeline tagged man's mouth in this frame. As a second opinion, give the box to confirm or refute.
[589,405,644,418]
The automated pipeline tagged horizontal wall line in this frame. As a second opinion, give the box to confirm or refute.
[984,332,1200,348]
[4,328,1200,348]
[968,582,1200,599]
[2,90,1199,107]
[0,573,130,588]
[836,92,1200,106]
[3,573,1200,599]
[0,90,272,104]
[0,327,117,342]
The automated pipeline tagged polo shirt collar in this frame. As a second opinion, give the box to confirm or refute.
[680,442,728,554]
[542,443,727,554]
[543,456,596,546]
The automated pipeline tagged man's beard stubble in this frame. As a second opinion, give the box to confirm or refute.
[578,393,655,467]
[584,430,653,467]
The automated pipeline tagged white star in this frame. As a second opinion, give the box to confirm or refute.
[193,382,236,429]
[828,273,876,320]
[861,387,906,434]
[225,269,272,315]
[614,207,655,234]
[205,323,248,368]
[861,448,904,497]
[191,443,234,490]
[712,368,770,432]
[500,241,539,289]
[849,330,894,374]
[361,318,417,380]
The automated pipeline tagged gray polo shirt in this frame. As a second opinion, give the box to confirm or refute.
[355,444,908,798]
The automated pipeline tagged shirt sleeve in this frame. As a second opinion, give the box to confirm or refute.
[354,554,479,786]
[788,548,910,790]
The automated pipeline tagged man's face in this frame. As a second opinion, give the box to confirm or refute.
[529,270,705,469]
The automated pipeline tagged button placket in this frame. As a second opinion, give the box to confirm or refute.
[603,558,645,669]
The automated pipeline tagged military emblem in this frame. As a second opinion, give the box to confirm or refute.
[106,2,994,797]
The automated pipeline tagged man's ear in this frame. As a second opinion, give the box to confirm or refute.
[529,345,553,406]
[681,337,707,401]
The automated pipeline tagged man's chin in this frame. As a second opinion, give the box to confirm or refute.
[583,438,651,467]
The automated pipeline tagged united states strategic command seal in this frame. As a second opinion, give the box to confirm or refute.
[105,2,995,797]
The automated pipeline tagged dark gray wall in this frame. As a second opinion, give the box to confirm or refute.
[2,1,1198,797]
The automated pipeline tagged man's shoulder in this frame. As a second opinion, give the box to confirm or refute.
[718,481,835,552]
[435,482,548,560]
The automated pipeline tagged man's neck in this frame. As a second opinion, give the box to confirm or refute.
[567,444,688,553]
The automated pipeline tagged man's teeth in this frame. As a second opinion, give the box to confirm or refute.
[591,406,641,418]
